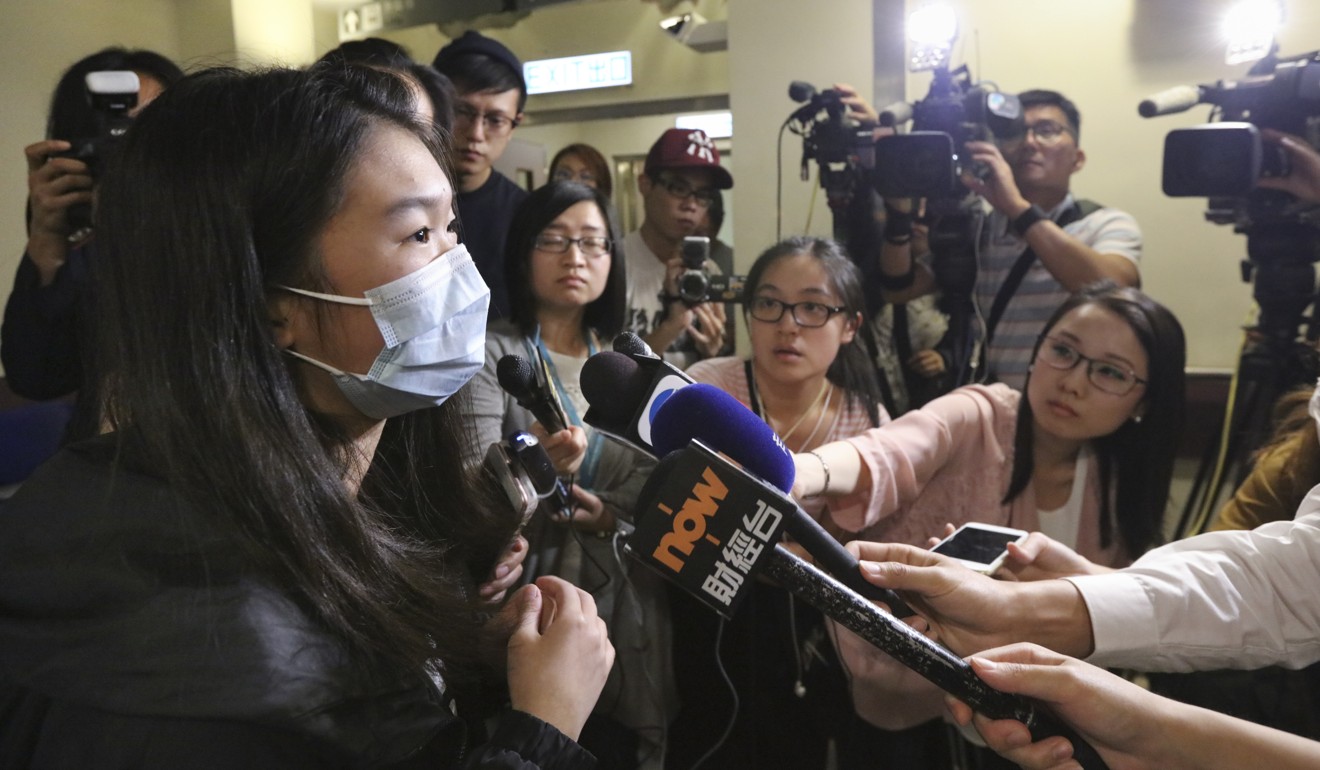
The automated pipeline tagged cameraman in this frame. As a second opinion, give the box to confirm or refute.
[1,48,182,431]
[623,127,734,368]
[1259,128,1320,204]
[875,89,1142,390]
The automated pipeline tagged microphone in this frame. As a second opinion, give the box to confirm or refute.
[611,330,657,358]
[480,430,574,523]
[1137,84,1204,118]
[877,100,913,128]
[505,431,573,519]
[649,383,913,616]
[496,353,567,435]
[628,444,1110,770]
[481,436,538,524]
[580,349,693,454]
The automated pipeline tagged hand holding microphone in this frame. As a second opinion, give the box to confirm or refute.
[497,353,568,435]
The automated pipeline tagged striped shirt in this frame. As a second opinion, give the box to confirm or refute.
[974,194,1141,390]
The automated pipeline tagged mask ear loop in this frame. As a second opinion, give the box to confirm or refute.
[278,285,375,306]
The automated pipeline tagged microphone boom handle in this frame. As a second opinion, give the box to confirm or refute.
[762,545,1110,770]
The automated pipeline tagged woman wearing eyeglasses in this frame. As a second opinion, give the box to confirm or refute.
[665,237,890,770]
[791,281,1185,766]
[465,181,674,770]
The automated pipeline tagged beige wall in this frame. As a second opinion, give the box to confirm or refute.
[2,0,1319,380]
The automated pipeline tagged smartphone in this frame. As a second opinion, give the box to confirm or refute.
[930,523,1028,574]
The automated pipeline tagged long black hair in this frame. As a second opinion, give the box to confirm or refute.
[1003,282,1186,556]
[504,181,627,340]
[91,64,517,680]
[743,236,885,427]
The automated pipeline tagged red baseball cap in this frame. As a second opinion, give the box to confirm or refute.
[643,128,733,189]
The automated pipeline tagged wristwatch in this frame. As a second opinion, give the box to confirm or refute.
[1011,204,1048,238]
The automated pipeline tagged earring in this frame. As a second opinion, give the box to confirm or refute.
[1132,414,1143,424]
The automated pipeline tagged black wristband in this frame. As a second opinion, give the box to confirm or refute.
[883,204,914,241]
[876,265,916,291]
[1011,204,1048,238]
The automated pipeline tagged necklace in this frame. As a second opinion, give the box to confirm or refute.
[751,366,832,450]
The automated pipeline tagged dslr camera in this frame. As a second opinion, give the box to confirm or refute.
[676,236,745,305]
[872,63,1024,202]
[52,70,141,234]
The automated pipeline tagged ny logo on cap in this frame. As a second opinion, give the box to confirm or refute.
[686,131,715,163]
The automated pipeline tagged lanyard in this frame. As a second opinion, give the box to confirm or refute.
[532,327,602,488]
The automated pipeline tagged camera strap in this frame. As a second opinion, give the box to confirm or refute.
[981,198,1102,355]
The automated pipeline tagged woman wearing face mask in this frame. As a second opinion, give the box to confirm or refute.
[466,181,673,770]
[0,65,612,767]
[665,237,890,770]
[793,281,1185,767]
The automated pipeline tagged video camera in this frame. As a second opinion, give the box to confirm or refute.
[873,62,1024,205]
[1142,49,1320,346]
[786,81,877,210]
[52,70,141,234]
[676,236,746,305]
[1143,50,1320,231]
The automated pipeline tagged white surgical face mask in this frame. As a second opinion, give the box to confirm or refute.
[280,243,490,419]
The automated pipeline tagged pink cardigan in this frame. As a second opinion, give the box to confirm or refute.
[828,383,1131,730]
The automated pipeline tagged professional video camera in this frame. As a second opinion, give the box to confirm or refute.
[785,81,876,212]
[1143,36,1320,539]
[52,70,141,234]
[1141,49,1320,344]
[872,64,1024,204]
[676,236,746,305]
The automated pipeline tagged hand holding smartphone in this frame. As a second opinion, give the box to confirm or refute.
[930,523,1028,574]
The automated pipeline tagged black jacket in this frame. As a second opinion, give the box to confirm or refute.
[0,437,594,770]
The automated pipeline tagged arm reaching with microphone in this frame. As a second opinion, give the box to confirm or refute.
[947,644,1320,770]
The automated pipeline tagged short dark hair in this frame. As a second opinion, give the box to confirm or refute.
[47,47,184,140]
[504,182,626,339]
[408,63,457,134]
[549,143,613,198]
[316,37,414,69]
[1018,88,1081,140]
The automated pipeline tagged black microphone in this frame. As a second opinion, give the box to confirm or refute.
[496,353,567,435]
[628,444,1110,770]
[580,349,693,455]
[505,430,573,519]
[612,330,657,358]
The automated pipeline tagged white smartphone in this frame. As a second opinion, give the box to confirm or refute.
[930,523,1029,574]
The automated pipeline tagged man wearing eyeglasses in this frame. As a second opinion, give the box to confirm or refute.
[623,128,735,368]
[433,30,528,320]
[877,89,1142,391]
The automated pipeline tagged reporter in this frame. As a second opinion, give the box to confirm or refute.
[0,64,611,767]
[947,644,1320,770]
[463,181,670,768]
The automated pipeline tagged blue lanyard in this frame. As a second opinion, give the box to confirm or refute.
[531,328,602,488]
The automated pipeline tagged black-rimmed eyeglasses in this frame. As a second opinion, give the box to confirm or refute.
[534,234,612,257]
[655,175,719,208]
[749,297,845,328]
[1035,336,1147,396]
[454,104,520,135]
